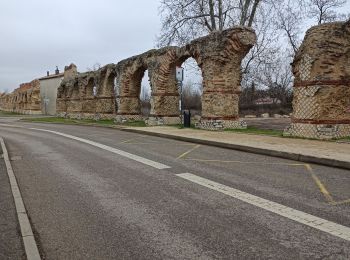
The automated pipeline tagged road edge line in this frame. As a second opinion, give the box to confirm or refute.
[0,137,41,260]
[122,128,350,171]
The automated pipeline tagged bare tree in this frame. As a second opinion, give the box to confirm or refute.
[158,0,306,111]
[158,0,264,46]
[307,0,346,24]
[86,62,101,72]
[254,56,294,104]
[274,1,304,55]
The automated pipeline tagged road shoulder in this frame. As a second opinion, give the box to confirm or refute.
[0,137,41,260]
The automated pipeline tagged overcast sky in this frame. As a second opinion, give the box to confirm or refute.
[1,1,349,93]
[0,0,160,92]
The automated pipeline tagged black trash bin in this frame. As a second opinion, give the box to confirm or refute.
[183,110,191,128]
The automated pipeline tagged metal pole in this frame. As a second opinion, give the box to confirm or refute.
[180,81,183,124]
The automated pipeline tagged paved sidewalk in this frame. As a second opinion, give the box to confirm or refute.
[124,126,350,170]
[0,146,25,259]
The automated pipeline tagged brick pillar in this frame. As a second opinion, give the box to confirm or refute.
[147,49,181,125]
[285,22,350,139]
[199,59,244,130]
[115,95,142,122]
[191,27,256,130]
[94,67,116,120]
[115,68,143,123]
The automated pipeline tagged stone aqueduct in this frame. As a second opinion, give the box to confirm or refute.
[1,22,350,139]
[56,27,256,130]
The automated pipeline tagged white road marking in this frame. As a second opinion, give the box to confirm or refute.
[0,123,23,128]
[29,127,170,170]
[0,137,41,260]
[177,173,350,242]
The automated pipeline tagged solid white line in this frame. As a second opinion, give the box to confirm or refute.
[0,123,23,128]
[0,137,41,260]
[177,173,350,242]
[29,127,170,170]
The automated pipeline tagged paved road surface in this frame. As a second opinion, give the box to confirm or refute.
[0,121,349,259]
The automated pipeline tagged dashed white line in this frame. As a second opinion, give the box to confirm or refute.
[29,127,170,170]
[176,173,350,242]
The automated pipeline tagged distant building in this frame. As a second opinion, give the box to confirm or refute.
[254,97,281,105]
[39,69,64,115]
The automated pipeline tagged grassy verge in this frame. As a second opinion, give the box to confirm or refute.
[224,126,283,136]
[21,117,146,127]
[336,136,350,142]
[0,111,23,116]
[17,116,350,141]
[171,124,284,137]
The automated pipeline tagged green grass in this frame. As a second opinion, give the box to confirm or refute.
[21,117,114,125]
[120,120,146,127]
[0,110,23,116]
[224,126,283,136]
[336,136,350,142]
[21,117,147,127]
[172,123,196,129]
[171,124,283,137]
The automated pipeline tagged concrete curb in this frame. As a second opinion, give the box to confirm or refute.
[122,128,350,171]
[0,137,41,260]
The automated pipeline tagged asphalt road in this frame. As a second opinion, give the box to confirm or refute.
[0,121,350,259]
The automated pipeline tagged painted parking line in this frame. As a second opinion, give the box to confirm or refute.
[176,144,201,160]
[177,173,350,242]
[304,164,335,203]
[29,128,170,170]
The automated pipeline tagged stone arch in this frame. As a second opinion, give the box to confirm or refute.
[64,80,80,115]
[145,47,185,125]
[116,58,148,122]
[104,70,116,97]
[94,66,116,117]
[85,77,95,98]
[81,76,96,116]
[180,28,255,130]
[71,81,80,100]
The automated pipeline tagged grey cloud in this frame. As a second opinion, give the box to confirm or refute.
[0,0,160,92]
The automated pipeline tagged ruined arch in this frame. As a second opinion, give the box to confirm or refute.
[94,65,116,117]
[85,77,95,98]
[115,58,148,122]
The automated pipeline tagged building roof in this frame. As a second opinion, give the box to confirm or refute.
[39,73,64,81]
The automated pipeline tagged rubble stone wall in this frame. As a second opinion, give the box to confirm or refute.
[57,63,116,120]
[285,21,350,139]
[0,79,41,114]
